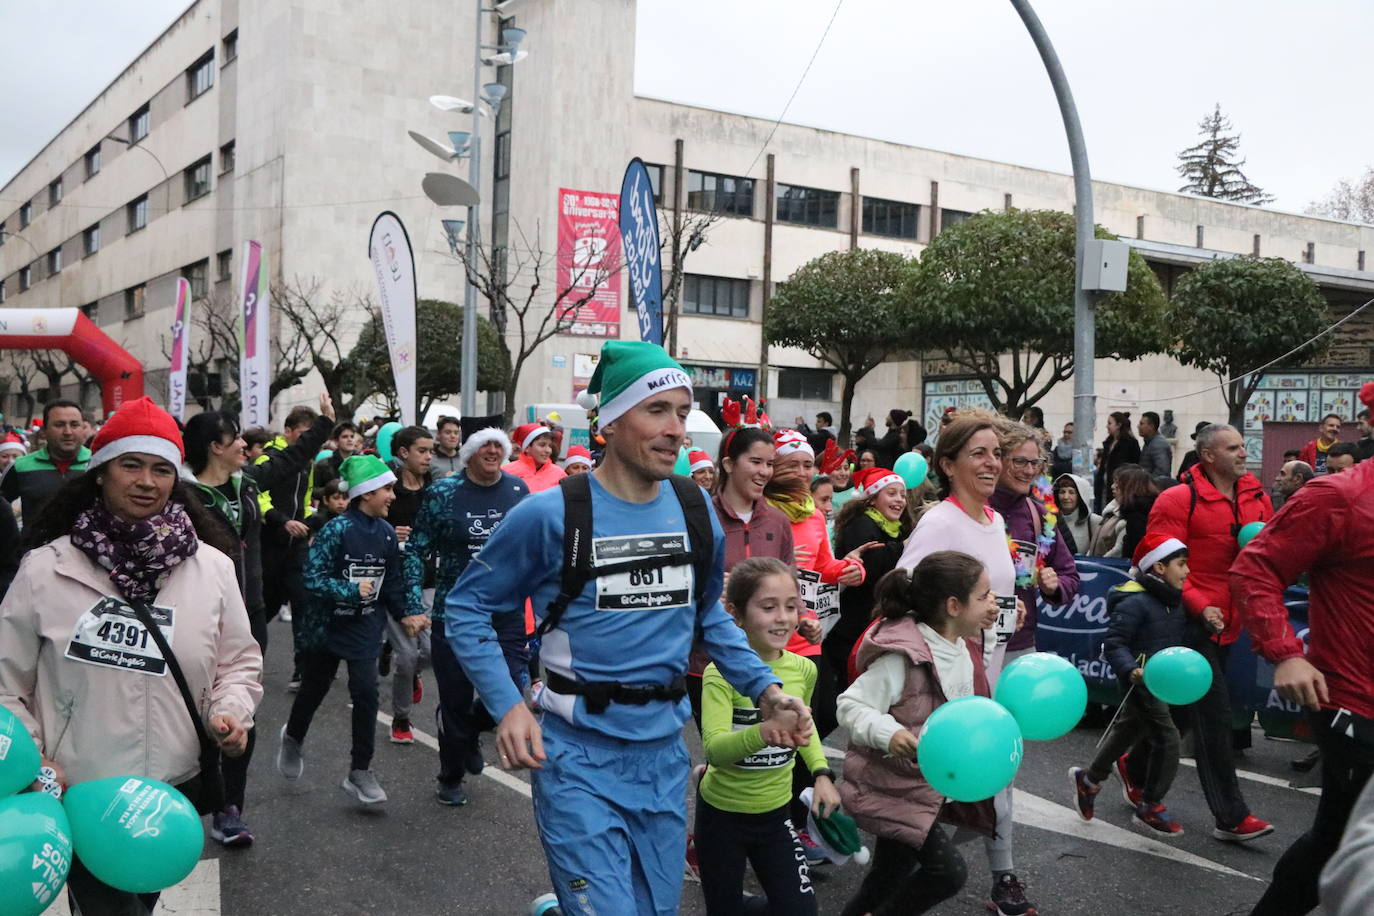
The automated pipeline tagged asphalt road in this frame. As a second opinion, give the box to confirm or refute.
[198,618,1323,916]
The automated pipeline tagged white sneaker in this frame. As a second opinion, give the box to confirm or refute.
[279,607,293,622]
[342,769,387,804]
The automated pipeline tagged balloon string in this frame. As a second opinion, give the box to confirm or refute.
[1095,681,1137,750]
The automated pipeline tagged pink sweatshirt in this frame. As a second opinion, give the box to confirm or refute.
[501,453,566,493]
[788,509,863,657]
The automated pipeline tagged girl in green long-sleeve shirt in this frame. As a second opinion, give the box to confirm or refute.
[696,557,842,915]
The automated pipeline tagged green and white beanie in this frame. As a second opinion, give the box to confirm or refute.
[339,454,397,499]
[575,340,693,429]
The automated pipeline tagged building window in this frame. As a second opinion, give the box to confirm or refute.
[19,202,32,228]
[940,208,973,230]
[47,248,61,275]
[184,156,212,203]
[686,170,754,217]
[48,178,63,207]
[81,302,98,320]
[219,140,235,174]
[683,274,750,318]
[862,197,920,240]
[223,29,238,62]
[19,266,31,292]
[128,195,149,232]
[85,145,101,180]
[130,104,150,143]
[777,368,834,400]
[183,259,209,299]
[124,285,146,319]
[0,220,5,245]
[83,224,101,257]
[643,163,664,205]
[187,51,214,102]
[0,280,5,303]
[217,249,232,281]
[494,131,511,181]
[776,184,839,228]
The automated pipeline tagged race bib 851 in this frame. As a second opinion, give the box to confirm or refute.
[592,533,692,611]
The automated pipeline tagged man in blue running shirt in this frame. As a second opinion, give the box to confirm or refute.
[448,340,812,915]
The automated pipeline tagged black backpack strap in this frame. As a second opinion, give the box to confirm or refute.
[537,474,594,637]
[668,476,714,606]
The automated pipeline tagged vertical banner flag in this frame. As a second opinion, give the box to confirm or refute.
[556,188,622,338]
[238,241,271,429]
[619,159,664,345]
[367,211,419,426]
[167,278,192,421]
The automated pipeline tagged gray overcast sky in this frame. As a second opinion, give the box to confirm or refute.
[3,0,1371,214]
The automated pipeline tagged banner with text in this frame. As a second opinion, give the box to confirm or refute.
[167,278,191,421]
[368,211,418,425]
[238,241,270,428]
[618,159,663,345]
[556,188,621,338]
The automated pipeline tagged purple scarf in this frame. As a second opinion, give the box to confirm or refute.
[70,500,200,604]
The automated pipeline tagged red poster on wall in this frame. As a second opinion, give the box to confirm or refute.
[556,188,622,338]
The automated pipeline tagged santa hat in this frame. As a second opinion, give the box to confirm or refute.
[89,396,184,469]
[0,433,26,455]
[720,395,770,431]
[513,422,553,452]
[339,454,396,500]
[563,445,593,469]
[1133,532,1187,572]
[688,450,713,474]
[575,340,692,429]
[773,429,813,459]
[852,466,904,498]
[458,416,512,467]
[1361,381,1374,413]
[819,439,855,475]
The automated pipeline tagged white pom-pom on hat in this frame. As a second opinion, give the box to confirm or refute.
[576,389,598,411]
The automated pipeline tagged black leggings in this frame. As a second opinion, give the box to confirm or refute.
[694,795,816,916]
[286,651,380,772]
[841,825,967,916]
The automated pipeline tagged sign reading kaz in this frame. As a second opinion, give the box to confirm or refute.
[556,188,621,339]
[367,211,419,426]
[238,240,271,428]
[167,278,192,421]
[618,159,663,345]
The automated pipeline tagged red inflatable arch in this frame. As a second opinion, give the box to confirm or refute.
[0,308,144,416]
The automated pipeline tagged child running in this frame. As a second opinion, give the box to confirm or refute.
[836,550,999,916]
[1071,533,1190,836]
[697,557,841,915]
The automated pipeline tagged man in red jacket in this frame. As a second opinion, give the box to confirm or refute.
[1120,424,1274,841]
[1232,386,1374,916]
[1297,413,1344,475]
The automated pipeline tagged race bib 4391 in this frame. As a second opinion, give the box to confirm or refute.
[65,597,175,677]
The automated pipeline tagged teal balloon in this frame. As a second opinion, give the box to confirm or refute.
[315,448,334,462]
[993,652,1088,740]
[64,776,203,894]
[894,452,929,489]
[0,792,73,916]
[1143,646,1213,706]
[0,706,42,797]
[917,696,1023,802]
[673,446,691,477]
[1237,521,1265,548]
[375,421,403,462]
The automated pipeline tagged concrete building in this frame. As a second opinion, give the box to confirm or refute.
[2,0,1370,466]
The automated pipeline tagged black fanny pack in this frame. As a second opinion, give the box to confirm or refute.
[545,671,687,715]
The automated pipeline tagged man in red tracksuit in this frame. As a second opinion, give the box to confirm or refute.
[1232,386,1374,916]
[1120,423,1274,842]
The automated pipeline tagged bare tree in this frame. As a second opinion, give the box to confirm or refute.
[275,277,376,421]
[1,351,39,424]
[1307,166,1374,224]
[661,208,719,358]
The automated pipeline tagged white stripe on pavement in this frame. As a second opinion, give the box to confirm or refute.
[377,712,533,798]
[1179,756,1321,796]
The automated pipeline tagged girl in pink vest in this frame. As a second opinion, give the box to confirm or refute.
[835,550,999,916]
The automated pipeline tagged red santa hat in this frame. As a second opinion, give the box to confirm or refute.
[89,396,184,469]
[1133,532,1188,572]
[1360,381,1374,413]
[0,432,26,455]
[773,429,813,459]
[688,450,713,474]
[563,444,593,469]
[851,466,904,498]
[512,422,553,452]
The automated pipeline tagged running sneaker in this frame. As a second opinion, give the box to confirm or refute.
[390,720,415,744]
[464,739,485,776]
[1214,815,1274,842]
[412,676,424,705]
[1114,752,1143,808]
[342,769,387,804]
[287,672,301,693]
[988,873,1037,916]
[279,607,292,623]
[436,782,468,806]
[277,725,303,779]
[1069,767,1099,821]
[210,806,254,846]
[797,829,828,866]
[1133,802,1184,837]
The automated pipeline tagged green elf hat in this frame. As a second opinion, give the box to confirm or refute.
[339,454,396,500]
[574,340,693,429]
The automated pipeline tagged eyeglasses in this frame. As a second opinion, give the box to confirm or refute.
[1009,456,1046,471]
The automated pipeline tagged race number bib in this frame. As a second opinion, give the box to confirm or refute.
[994,595,1017,645]
[730,706,795,769]
[65,597,175,677]
[346,563,385,610]
[797,568,840,636]
[592,533,692,611]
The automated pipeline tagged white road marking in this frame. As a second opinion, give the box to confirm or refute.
[1179,756,1321,796]
[377,712,533,798]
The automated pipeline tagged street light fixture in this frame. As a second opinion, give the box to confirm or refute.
[104,133,170,180]
[429,95,486,116]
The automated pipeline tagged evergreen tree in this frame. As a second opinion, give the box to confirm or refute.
[1176,105,1274,204]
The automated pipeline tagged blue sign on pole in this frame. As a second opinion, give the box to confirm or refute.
[619,158,664,345]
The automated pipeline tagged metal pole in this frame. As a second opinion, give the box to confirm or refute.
[459,0,483,418]
[1009,0,1096,474]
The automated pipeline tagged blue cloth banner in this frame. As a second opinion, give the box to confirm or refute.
[618,158,664,345]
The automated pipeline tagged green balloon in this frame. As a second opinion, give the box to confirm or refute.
[1143,646,1213,706]
[673,446,691,477]
[994,652,1088,740]
[894,452,929,489]
[1237,521,1265,548]
[64,776,203,894]
[375,421,403,463]
[917,696,1023,802]
[0,792,73,916]
[0,706,42,798]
